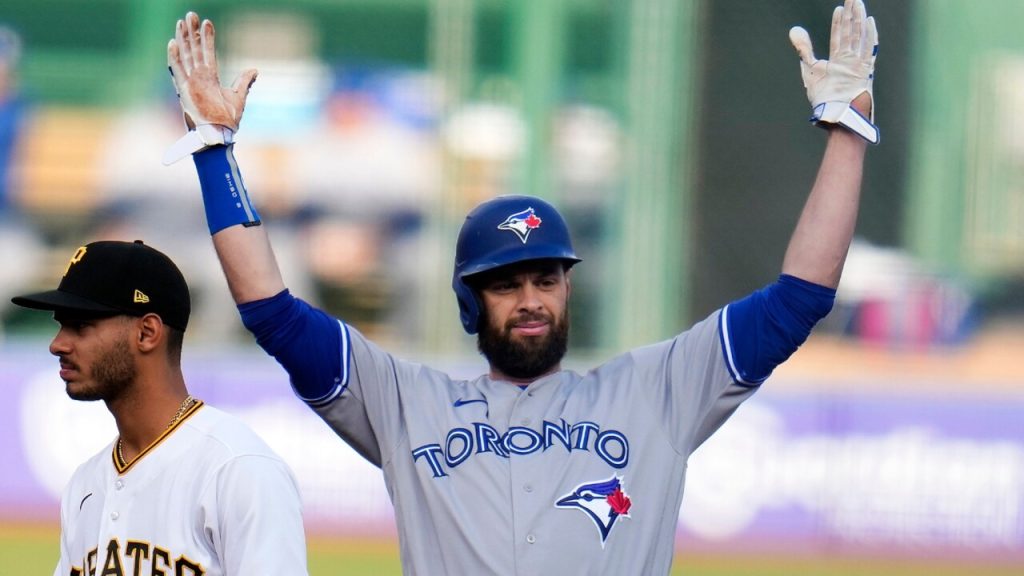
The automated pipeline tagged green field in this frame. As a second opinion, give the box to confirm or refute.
[3,523,1021,575]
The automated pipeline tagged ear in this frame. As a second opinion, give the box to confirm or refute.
[136,314,165,354]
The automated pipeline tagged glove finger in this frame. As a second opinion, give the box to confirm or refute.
[167,39,187,87]
[183,12,202,70]
[200,18,217,69]
[829,5,843,59]
[227,68,259,119]
[231,68,258,94]
[865,16,878,62]
[231,68,260,112]
[849,0,864,54]
[788,26,816,65]
[174,19,192,75]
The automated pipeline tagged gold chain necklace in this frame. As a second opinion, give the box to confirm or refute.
[116,395,198,467]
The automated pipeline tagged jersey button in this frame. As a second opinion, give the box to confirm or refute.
[110,511,119,521]
[115,480,124,490]
[523,484,533,493]
[526,534,536,544]
[520,418,531,426]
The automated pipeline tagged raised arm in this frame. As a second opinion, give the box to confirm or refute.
[782,0,878,289]
[715,0,879,385]
[166,12,285,304]
[781,102,868,288]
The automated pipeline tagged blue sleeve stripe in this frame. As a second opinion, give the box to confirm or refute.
[306,320,351,407]
[718,305,760,388]
[224,144,259,224]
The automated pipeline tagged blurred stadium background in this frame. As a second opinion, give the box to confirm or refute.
[1,0,1022,574]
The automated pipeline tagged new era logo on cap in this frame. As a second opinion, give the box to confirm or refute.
[11,240,191,331]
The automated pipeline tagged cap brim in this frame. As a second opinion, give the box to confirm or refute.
[11,289,123,316]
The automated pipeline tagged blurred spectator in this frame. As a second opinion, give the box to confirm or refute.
[831,239,976,349]
[0,25,26,213]
[0,24,44,339]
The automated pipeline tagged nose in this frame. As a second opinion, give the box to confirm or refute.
[49,327,71,357]
[517,283,543,312]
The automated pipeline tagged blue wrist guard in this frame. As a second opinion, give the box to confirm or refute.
[193,144,261,235]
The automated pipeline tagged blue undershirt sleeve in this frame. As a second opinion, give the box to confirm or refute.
[237,290,350,405]
[719,274,836,386]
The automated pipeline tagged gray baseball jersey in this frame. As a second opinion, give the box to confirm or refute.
[312,308,752,575]
[54,403,308,576]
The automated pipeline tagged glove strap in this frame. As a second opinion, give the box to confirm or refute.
[811,102,879,145]
[163,124,235,166]
[193,144,261,235]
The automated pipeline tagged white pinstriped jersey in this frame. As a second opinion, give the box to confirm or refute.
[54,403,308,576]
[312,307,754,575]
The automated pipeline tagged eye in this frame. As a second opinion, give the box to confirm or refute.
[537,275,560,289]
[57,319,92,332]
[487,280,517,293]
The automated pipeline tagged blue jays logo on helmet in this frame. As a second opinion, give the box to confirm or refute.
[555,476,632,546]
[497,207,543,243]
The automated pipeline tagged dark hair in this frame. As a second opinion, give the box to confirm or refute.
[166,326,185,364]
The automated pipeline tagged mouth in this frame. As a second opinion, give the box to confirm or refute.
[58,360,78,381]
[510,319,550,337]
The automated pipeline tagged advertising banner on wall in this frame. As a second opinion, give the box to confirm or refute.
[1,344,1021,561]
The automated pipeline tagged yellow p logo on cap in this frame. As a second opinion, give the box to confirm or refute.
[63,246,87,276]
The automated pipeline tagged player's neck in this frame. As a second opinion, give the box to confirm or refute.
[110,386,193,459]
[488,363,561,386]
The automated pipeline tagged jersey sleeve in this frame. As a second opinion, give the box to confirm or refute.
[629,310,752,454]
[238,289,427,470]
[311,326,431,471]
[632,275,835,454]
[238,290,382,466]
[209,454,308,575]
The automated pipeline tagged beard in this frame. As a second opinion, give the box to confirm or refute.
[66,337,136,402]
[477,306,569,380]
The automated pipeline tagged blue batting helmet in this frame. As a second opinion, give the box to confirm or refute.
[453,195,581,334]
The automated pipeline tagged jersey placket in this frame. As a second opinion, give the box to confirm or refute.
[506,382,550,572]
[96,467,134,569]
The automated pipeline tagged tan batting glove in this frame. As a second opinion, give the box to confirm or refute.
[789,0,879,144]
[163,12,258,165]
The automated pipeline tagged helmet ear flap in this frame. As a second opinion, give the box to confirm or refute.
[454,277,482,334]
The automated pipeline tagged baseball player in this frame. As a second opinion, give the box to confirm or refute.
[11,240,308,576]
[164,0,877,573]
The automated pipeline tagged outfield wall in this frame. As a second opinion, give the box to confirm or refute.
[1,344,1021,562]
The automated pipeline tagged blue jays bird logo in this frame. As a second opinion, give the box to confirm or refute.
[497,207,542,243]
[555,476,632,546]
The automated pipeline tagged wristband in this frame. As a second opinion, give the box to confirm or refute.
[810,102,880,144]
[193,144,261,235]
[163,124,234,166]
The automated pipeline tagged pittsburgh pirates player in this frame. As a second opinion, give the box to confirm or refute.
[164,1,876,573]
[11,241,308,576]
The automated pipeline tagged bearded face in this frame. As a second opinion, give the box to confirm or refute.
[51,315,137,402]
[72,336,137,401]
[476,293,570,381]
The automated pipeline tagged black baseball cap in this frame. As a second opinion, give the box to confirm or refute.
[12,240,191,331]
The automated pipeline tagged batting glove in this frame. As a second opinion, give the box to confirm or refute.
[789,0,879,144]
[163,12,258,165]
